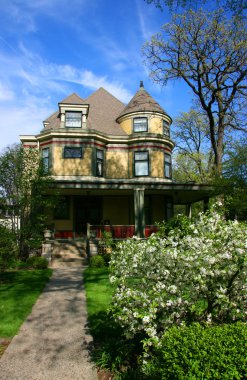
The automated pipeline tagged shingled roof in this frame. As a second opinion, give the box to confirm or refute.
[42,83,170,134]
[117,82,169,120]
[84,87,126,136]
[59,93,86,105]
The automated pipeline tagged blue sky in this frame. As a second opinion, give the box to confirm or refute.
[0,0,193,152]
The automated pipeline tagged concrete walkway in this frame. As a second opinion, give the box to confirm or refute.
[0,268,98,380]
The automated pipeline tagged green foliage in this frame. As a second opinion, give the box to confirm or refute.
[89,255,106,268]
[145,323,247,379]
[172,109,214,183]
[0,144,57,259]
[101,252,111,266]
[0,225,18,271]
[143,9,247,175]
[101,230,114,247]
[0,269,52,337]
[156,213,192,238]
[110,209,246,346]
[83,268,143,378]
[24,256,48,269]
[145,0,247,17]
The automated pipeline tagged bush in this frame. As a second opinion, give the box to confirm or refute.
[110,209,247,345]
[101,252,111,266]
[89,255,105,268]
[145,323,247,379]
[0,225,18,271]
[24,256,48,269]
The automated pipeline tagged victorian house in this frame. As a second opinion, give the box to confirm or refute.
[20,82,212,241]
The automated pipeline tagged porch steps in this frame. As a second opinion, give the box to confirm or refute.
[50,240,88,268]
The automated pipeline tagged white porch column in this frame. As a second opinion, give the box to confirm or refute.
[186,203,192,218]
[134,189,145,238]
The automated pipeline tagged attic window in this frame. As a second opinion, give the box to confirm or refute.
[133,117,148,132]
[65,111,82,128]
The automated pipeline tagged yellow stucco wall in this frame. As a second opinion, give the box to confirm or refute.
[119,118,132,134]
[106,151,129,178]
[149,116,163,135]
[150,150,164,178]
[102,197,130,224]
[52,146,92,176]
[119,115,166,135]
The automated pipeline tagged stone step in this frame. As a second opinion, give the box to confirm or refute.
[50,239,88,268]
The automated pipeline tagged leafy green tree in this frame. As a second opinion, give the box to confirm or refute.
[216,139,247,219]
[143,9,247,175]
[145,0,247,16]
[0,144,55,258]
[172,109,214,182]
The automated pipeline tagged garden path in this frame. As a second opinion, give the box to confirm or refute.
[0,267,97,380]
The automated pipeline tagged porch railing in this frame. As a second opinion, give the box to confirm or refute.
[53,225,159,240]
[90,224,159,239]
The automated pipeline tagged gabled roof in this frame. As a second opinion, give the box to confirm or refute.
[43,110,60,130]
[85,87,126,136]
[117,82,169,120]
[59,93,86,105]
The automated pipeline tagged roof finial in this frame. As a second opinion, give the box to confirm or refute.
[140,80,144,88]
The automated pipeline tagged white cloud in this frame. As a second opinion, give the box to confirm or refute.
[0,43,133,152]
[0,82,15,101]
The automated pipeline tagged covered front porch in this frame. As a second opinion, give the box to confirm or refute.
[48,178,213,241]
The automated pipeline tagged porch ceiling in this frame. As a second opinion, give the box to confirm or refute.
[49,178,216,204]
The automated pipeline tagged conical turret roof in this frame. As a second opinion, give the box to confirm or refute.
[117,81,170,120]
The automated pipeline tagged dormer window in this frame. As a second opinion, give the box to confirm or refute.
[65,111,82,128]
[163,120,170,137]
[133,117,148,133]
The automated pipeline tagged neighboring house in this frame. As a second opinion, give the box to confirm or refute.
[20,82,213,239]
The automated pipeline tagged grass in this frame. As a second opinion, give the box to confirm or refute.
[0,269,52,338]
[83,267,114,316]
[83,267,144,379]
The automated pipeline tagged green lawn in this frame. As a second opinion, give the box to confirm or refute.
[83,268,143,378]
[0,269,52,338]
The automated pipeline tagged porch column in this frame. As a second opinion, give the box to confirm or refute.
[203,197,209,213]
[186,203,192,218]
[134,189,145,238]
[165,197,174,220]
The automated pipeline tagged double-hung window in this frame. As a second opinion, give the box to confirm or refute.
[133,117,148,132]
[42,148,50,173]
[64,147,83,158]
[163,120,170,137]
[65,111,82,128]
[96,149,104,177]
[165,153,172,178]
[134,151,149,176]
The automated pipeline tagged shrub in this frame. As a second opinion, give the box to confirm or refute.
[90,255,105,268]
[110,209,247,346]
[25,256,48,269]
[144,323,247,379]
[0,225,18,271]
[101,252,111,266]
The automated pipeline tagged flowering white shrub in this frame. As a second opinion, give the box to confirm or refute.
[109,210,247,345]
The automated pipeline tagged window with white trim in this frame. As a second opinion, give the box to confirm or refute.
[96,149,104,177]
[42,148,50,173]
[64,147,83,158]
[134,151,149,176]
[163,120,170,137]
[65,111,82,128]
[133,117,148,132]
[165,153,172,178]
